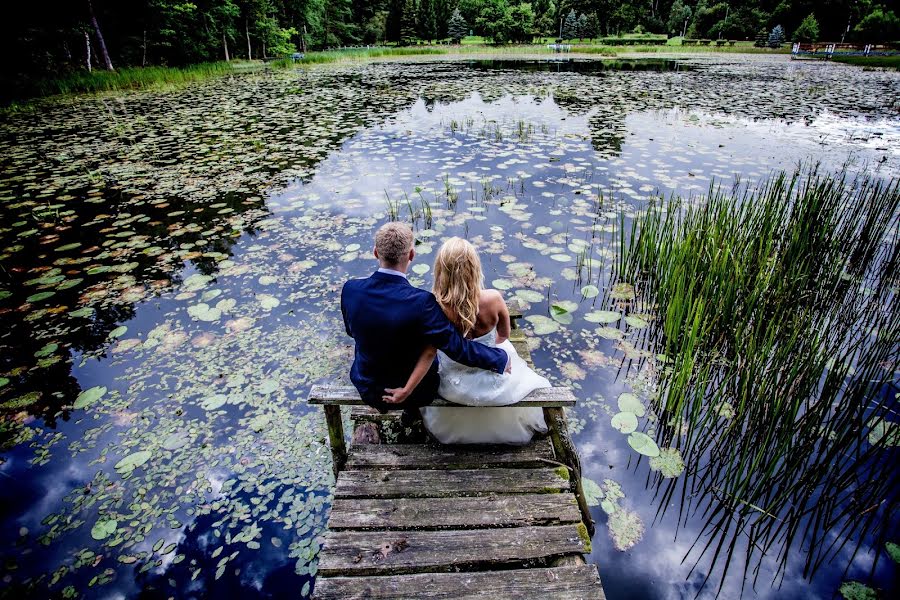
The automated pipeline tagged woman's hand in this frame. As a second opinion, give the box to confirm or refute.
[382,387,411,404]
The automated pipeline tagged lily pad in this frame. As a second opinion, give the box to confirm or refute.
[515,289,544,303]
[582,477,603,506]
[26,291,55,303]
[838,582,877,600]
[74,386,107,409]
[596,326,624,340]
[492,278,514,290]
[108,326,128,339]
[607,508,645,551]
[649,448,685,478]
[258,294,280,310]
[162,430,191,451]
[624,315,648,329]
[886,541,900,564]
[585,310,621,324]
[90,519,118,541]
[609,282,635,301]
[115,450,152,475]
[200,394,228,410]
[581,285,600,298]
[627,432,660,457]
[617,393,645,417]
[411,263,429,275]
[525,315,559,335]
[611,411,638,434]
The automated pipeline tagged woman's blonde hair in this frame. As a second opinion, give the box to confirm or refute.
[432,237,483,336]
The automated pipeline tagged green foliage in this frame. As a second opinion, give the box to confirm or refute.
[562,9,578,40]
[793,14,820,42]
[853,7,900,42]
[768,24,786,47]
[754,28,769,47]
[447,9,469,43]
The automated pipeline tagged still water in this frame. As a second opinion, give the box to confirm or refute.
[0,57,898,599]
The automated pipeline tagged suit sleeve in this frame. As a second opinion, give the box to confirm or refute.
[340,285,352,337]
[420,293,507,374]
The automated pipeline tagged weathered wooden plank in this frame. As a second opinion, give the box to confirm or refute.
[328,494,581,530]
[316,525,590,576]
[323,405,346,477]
[309,385,576,407]
[313,565,605,599]
[345,439,554,470]
[334,467,569,498]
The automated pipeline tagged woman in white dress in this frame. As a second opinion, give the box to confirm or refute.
[382,237,549,444]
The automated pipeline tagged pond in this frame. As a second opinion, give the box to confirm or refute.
[0,56,898,599]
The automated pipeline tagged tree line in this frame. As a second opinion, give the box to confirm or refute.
[4,1,898,82]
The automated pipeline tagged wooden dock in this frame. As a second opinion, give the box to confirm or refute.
[309,312,605,599]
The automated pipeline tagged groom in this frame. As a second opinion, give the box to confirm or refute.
[341,223,509,422]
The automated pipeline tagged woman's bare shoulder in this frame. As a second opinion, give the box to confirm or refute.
[479,289,506,311]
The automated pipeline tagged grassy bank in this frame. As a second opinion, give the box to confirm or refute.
[831,54,900,69]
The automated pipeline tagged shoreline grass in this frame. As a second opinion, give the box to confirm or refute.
[830,54,900,69]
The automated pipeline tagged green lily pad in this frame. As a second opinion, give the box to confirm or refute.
[258,275,278,285]
[525,315,559,335]
[34,343,58,358]
[886,541,900,564]
[412,263,429,275]
[69,307,95,318]
[74,386,107,409]
[187,303,222,322]
[627,432,660,457]
[200,394,228,410]
[609,282,635,301]
[624,315,648,329]
[0,377,8,388]
[90,519,118,540]
[596,326,624,340]
[608,508,644,551]
[581,285,600,298]
[258,294,280,310]
[26,291,55,303]
[649,448,685,478]
[868,418,900,447]
[115,450,152,475]
[585,310,621,324]
[492,278,514,290]
[258,379,279,395]
[515,289,544,303]
[611,411,638,434]
[582,477,603,506]
[162,430,191,451]
[617,393,645,417]
[108,326,128,339]
[838,582,877,600]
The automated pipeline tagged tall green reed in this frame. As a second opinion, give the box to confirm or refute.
[614,168,899,593]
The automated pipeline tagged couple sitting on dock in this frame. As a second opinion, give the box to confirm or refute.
[341,222,549,444]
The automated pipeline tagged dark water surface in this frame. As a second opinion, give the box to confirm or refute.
[1,57,898,599]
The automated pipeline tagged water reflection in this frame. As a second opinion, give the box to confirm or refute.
[1,58,898,599]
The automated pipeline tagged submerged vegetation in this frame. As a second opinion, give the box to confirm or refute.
[616,169,900,592]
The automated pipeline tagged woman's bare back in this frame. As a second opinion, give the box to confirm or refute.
[467,289,510,340]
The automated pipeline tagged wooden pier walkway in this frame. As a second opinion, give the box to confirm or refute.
[309,312,605,599]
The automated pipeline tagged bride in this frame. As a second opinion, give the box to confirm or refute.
[382,237,549,445]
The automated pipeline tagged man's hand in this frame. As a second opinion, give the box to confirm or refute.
[505,357,512,374]
[383,387,410,404]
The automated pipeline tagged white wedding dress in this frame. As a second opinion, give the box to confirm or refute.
[421,327,550,445]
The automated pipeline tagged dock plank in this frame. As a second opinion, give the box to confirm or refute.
[334,467,570,498]
[328,494,581,530]
[345,440,554,469]
[313,565,605,599]
[309,385,575,407]
[316,525,589,576]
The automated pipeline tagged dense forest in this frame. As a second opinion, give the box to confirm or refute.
[5,1,899,84]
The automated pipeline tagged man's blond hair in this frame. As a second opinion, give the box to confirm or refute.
[375,222,414,266]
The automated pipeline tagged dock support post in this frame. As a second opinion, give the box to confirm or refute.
[324,405,347,477]
[544,407,595,538]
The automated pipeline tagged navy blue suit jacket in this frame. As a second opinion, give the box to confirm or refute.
[341,270,508,412]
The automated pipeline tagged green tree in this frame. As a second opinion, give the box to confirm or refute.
[853,6,900,42]
[584,12,600,40]
[508,2,536,43]
[562,8,578,39]
[754,27,768,47]
[576,13,588,40]
[667,0,692,37]
[418,0,438,42]
[768,24,785,47]
[447,8,469,43]
[793,13,820,42]
[400,0,418,44]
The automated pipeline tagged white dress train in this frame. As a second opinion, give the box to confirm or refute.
[421,327,550,445]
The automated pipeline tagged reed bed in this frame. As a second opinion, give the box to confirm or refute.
[615,169,899,592]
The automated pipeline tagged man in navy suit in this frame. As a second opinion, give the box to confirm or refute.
[341,223,509,421]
